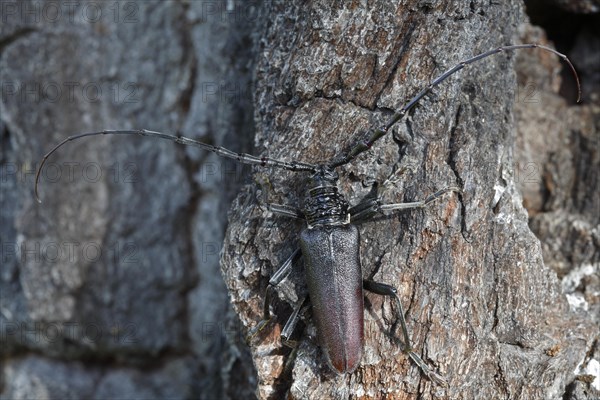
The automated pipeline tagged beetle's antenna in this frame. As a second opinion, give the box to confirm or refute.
[34,129,318,203]
[327,43,581,169]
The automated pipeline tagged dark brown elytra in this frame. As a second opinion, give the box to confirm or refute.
[34,44,580,384]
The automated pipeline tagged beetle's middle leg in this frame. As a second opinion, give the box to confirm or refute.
[363,280,447,386]
[247,199,305,341]
[247,247,303,341]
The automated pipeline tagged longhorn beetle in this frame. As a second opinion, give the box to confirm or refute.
[34,44,580,384]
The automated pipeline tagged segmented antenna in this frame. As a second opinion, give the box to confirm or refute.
[35,45,580,203]
[327,43,581,169]
[34,129,318,203]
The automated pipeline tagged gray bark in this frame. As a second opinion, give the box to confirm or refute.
[1,1,598,400]
[514,21,600,400]
[221,1,598,399]
[1,1,256,399]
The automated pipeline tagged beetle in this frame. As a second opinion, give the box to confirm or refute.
[34,44,580,384]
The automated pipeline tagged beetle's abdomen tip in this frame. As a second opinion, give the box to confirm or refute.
[327,350,362,375]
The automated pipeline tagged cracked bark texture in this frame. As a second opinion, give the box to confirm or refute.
[1,1,256,399]
[1,1,598,400]
[514,14,600,400]
[221,1,598,399]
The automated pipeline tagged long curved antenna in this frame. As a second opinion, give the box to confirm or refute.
[35,129,318,203]
[327,43,581,169]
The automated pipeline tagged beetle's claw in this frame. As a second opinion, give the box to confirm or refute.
[246,319,271,342]
[407,350,448,387]
[427,370,448,387]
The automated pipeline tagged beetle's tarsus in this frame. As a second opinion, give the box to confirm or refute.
[246,319,271,342]
[407,350,448,387]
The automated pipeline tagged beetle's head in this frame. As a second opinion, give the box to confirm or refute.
[309,165,338,191]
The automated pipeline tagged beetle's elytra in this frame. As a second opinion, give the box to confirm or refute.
[35,44,580,384]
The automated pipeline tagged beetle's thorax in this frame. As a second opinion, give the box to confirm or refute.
[303,166,350,228]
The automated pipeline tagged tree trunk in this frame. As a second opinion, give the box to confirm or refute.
[221,1,598,399]
[1,1,597,400]
[1,1,256,399]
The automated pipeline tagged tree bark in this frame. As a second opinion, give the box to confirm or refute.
[1,1,597,399]
[221,1,598,399]
[1,1,256,399]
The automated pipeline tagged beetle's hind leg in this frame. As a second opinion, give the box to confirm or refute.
[281,296,309,348]
[277,295,311,376]
[363,280,447,386]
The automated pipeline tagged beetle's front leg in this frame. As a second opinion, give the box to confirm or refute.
[350,186,460,223]
[363,280,447,386]
[267,203,305,219]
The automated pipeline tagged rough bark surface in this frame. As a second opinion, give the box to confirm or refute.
[1,1,256,399]
[1,1,598,400]
[514,20,600,400]
[220,1,598,399]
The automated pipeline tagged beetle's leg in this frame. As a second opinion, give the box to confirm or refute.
[247,248,302,340]
[281,296,309,348]
[378,186,460,213]
[363,280,447,386]
[248,200,303,340]
[254,176,303,219]
[363,280,413,352]
[267,203,305,219]
[351,187,460,223]
[278,296,310,375]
